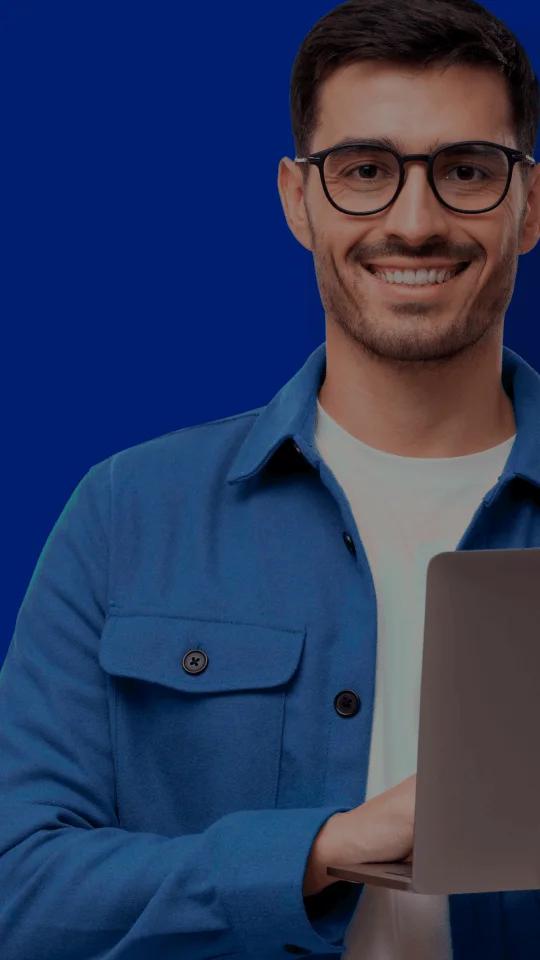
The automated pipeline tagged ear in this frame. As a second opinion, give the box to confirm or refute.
[518,163,540,255]
[277,156,314,252]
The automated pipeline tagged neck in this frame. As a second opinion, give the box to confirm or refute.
[318,324,516,458]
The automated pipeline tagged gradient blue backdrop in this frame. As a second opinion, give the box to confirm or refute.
[2,1,539,661]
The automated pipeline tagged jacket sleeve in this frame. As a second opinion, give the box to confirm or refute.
[0,459,363,960]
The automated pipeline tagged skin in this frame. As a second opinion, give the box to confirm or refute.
[303,773,417,895]
[278,62,540,457]
[281,61,540,893]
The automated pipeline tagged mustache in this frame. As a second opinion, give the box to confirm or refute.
[352,248,478,264]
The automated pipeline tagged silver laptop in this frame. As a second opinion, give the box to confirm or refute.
[327,548,540,894]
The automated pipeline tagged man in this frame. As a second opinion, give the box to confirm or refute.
[0,0,539,958]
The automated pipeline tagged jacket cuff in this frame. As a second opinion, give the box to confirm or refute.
[304,878,364,944]
[208,806,364,957]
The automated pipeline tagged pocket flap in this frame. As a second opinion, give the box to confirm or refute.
[99,614,306,693]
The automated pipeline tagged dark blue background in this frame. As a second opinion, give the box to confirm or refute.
[2,1,539,659]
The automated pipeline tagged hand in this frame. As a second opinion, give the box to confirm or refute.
[303,773,416,896]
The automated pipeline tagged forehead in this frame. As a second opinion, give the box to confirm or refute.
[313,61,514,152]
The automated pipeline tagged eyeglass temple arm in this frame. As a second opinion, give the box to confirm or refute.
[294,154,537,164]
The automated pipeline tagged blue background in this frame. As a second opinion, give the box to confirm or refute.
[2,1,539,660]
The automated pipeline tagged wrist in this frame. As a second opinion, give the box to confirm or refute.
[303,813,344,897]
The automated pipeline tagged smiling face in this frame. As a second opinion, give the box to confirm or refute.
[278,61,540,365]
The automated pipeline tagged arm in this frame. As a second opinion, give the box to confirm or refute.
[0,461,361,959]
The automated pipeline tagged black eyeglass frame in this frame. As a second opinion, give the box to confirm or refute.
[294,140,537,215]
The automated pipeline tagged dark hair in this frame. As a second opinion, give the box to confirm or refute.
[290,0,540,183]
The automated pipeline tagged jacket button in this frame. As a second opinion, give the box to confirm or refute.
[284,946,312,955]
[181,649,208,674]
[334,690,360,717]
[342,531,356,557]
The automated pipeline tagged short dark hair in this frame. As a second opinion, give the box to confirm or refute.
[290,0,540,183]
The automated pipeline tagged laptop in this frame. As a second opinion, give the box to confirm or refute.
[326,548,540,895]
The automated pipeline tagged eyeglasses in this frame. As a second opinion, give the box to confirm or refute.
[294,140,537,215]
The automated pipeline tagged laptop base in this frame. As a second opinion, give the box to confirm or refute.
[327,860,414,892]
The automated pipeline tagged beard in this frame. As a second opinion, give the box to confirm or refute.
[305,203,526,372]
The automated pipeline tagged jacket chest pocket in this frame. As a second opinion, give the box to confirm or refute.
[98,613,306,832]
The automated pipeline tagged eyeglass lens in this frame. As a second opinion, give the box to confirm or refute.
[322,143,510,214]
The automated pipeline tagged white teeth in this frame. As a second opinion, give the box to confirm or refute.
[370,265,462,285]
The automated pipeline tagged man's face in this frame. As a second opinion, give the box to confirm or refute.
[279,62,540,365]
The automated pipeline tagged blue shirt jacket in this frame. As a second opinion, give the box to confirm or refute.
[1,340,540,960]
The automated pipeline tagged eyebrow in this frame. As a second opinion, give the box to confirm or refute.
[327,135,459,153]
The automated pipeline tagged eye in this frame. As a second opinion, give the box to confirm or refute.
[345,163,394,180]
[349,164,379,179]
[442,164,489,182]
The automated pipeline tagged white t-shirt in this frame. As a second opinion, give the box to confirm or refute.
[313,395,516,960]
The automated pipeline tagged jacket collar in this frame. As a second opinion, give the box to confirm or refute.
[225,341,540,494]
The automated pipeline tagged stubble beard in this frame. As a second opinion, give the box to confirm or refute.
[306,216,522,371]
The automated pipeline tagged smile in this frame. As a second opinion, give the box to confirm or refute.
[365,262,470,284]
[360,260,472,296]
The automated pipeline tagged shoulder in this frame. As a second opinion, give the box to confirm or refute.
[87,406,263,496]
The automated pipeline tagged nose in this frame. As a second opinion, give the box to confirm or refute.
[382,160,451,240]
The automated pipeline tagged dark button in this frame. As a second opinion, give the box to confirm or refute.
[284,946,312,955]
[181,649,208,675]
[334,689,361,717]
[342,531,356,557]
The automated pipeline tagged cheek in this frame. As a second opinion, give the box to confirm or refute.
[489,199,524,245]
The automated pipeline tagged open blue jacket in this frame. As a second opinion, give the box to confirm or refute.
[1,340,540,960]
